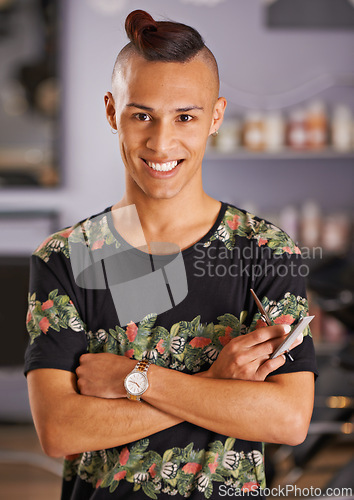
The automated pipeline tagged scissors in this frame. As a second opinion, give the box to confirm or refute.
[250,288,294,361]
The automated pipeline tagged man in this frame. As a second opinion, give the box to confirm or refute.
[25,9,316,499]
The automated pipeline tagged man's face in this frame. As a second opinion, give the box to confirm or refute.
[106,53,226,201]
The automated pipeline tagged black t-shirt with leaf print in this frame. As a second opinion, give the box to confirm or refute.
[24,201,317,500]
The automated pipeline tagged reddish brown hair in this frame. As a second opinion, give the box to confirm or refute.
[124,9,205,62]
[112,10,220,94]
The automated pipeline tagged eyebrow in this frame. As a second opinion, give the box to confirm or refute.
[126,103,204,113]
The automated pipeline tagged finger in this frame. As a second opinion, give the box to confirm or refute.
[259,330,304,360]
[257,354,286,380]
[243,324,291,348]
[76,372,83,392]
[235,325,291,363]
[245,338,282,363]
[78,353,91,365]
[228,358,266,381]
[269,331,304,360]
[75,363,83,378]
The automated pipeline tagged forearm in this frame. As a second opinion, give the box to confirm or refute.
[144,367,314,445]
[74,330,313,447]
[49,395,181,457]
[28,369,182,457]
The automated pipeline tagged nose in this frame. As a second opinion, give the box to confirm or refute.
[146,120,177,154]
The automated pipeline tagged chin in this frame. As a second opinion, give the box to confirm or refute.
[140,181,183,201]
[147,190,180,200]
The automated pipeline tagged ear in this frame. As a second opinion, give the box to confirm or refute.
[209,97,227,136]
[104,92,117,130]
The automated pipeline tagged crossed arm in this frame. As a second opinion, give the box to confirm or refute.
[27,324,315,458]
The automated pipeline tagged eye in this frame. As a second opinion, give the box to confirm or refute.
[134,113,151,122]
[178,114,193,122]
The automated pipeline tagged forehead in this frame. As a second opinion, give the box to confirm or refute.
[113,54,217,108]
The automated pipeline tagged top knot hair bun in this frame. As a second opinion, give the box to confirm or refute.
[124,9,205,62]
[125,10,158,51]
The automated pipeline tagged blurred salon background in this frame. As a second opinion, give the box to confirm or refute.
[0,0,353,498]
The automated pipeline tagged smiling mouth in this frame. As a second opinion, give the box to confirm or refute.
[143,159,184,172]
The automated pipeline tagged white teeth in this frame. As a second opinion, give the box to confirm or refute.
[146,160,178,172]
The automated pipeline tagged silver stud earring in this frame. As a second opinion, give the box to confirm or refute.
[212,130,219,137]
[111,128,118,135]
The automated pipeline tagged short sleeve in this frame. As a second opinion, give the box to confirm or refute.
[249,238,318,378]
[24,249,88,376]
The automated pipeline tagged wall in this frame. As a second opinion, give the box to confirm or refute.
[0,0,353,245]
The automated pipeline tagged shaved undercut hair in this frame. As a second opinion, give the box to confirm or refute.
[112,9,220,93]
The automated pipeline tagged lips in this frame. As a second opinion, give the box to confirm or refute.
[144,159,183,172]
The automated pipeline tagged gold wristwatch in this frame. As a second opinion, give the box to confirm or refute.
[124,359,151,401]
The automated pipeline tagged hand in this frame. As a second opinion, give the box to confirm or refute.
[76,353,136,399]
[204,325,303,382]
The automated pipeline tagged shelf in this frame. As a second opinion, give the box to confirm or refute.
[204,147,354,161]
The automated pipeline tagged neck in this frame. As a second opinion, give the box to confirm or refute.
[116,190,210,231]
[112,179,221,250]
[114,168,211,230]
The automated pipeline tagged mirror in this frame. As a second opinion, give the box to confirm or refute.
[0,0,59,187]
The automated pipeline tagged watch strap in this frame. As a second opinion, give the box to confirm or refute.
[134,359,151,374]
[127,394,140,401]
[125,359,151,401]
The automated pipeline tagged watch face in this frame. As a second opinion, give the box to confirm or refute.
[125,372,148,396]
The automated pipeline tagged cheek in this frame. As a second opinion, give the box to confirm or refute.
[118,129,141,155]
[186,121,212,145]
[117,117,137,139]
[180,123,204,142]
[186,133,209,155]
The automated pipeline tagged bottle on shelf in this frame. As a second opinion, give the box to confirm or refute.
[279,205,299,242]
[207,101,353,156]
[242,111,266,151]
[300,201,322,248]
[321,212,352,255]
[331,105,353,152]
[215,118,241,153]
[286,107,308,150]
[264,111,285,151]
[306,100,328,150]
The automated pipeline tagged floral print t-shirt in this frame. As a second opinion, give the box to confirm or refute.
[24,202,317,499]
